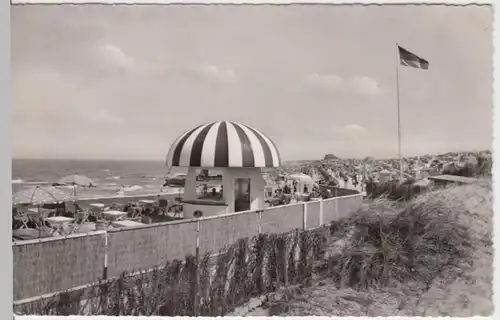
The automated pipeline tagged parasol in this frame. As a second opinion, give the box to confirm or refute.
[12,185,75,206]
[57,174,96,187]
[288,173,313,183]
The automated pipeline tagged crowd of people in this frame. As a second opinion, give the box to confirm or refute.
[263,150,492,201]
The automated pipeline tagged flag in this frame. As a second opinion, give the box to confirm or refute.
[398,45,429,70]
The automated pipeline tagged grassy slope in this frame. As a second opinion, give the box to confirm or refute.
[269,180,493,316]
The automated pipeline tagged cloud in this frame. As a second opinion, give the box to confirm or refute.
[98,43,135,70]
[199,64,236,82]
[81,109,124,125]
[348,76,383,95]
[344,124,366,133]
[303,73,343,89]
[304,73,383,95]
[13,67,78,119]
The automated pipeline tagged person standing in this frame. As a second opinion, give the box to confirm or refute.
[352,173,358,190]
[283,183,291,194]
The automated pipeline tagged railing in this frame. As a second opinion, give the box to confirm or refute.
[13,193,363,304]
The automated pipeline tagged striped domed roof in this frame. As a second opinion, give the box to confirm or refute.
[166,121,281,168]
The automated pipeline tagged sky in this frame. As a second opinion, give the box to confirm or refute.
[11,4,493,161]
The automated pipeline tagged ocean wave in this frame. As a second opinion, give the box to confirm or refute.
[161,186,184,194]
[57,185,77,189]
[120,185,143,193]
[103,182,119,186]
[140,175,158,181]
[105,176,121,180]
[12,179,49,185]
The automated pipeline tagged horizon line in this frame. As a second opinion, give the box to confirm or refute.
[12,148,490,163]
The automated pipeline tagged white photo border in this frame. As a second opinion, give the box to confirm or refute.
[6,1,497,320]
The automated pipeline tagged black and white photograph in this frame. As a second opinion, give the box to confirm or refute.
[11,3,493,317]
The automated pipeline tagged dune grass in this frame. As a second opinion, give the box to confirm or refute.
[268,180,493,316]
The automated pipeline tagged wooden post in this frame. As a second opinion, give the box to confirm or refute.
[335,197,339,221]
[319,200,324,226]
[194,220,200,316]
[103,231,108,280]
[257,209,262,234]
[303,203,308,230]
[38,205,41,238]
[283,236,289,287]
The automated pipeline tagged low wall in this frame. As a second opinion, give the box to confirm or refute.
[183,201,228,219]
[106,220,199,278]
[305,201,321,230]
[199,211,261,254]
[13,193,363,304]
[260,203,304,234]
[13,231,107,301]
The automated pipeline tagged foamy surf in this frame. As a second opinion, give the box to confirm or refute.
[57,185,77,189]
[12,179,49,186]
[161,186,184,194]
[117,185,144,194]
[103,182,119,186]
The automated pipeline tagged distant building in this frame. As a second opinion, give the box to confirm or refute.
[324,154,338,160]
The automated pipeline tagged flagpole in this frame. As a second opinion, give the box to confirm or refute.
[396,43,403,183]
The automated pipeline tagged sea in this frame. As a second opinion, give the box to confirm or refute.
[12,158,187,198]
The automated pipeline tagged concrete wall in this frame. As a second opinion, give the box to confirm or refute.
[222,167,265,213]
[13,193,363,303]
[183,202,228,218]
[184,167,265,217]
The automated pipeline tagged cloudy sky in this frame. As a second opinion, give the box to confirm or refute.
[12,4,492,161]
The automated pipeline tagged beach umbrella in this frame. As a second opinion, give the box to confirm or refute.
[289,173,313,183]
[12,185,75,206]
[57,174,95,187]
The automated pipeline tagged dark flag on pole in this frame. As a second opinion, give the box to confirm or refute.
[398,45,429,70]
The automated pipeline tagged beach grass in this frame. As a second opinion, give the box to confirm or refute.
[267,180,493,316]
